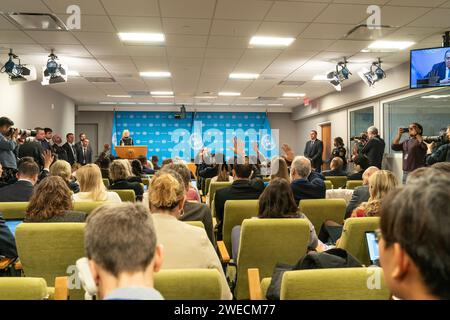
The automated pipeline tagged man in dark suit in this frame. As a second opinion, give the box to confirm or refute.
[345,166,379,218]
[304,130,323,172]
[360,126,385,169]
[426,49,450,84]
[51,134,68,162]
[0,160,39,202]
[62,133,77,165]
[41,128,53,151]
[214,163,265,240]
[0,213,17,259]
[18,138,44,169]
[76,138,93,166]
[290,156,326,204]
[322,157,347,177]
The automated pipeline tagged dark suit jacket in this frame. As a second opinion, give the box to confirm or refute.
[361,136,385,169]
[322,169,347,177]
[291,171,326,204]
[62,142,77,165]
[427,61,447,81]
[347,171,363,181]
[52,145,68,162]
[109,180,143,201]
[18,141,44,168]
[304,140,323,169]
[41,140,52,151]
[75,144,93,165]
[214,179,265,240]
[0,213,17,258]
[345,185,370,219]
[181,201,214,246]
[0,180,34,202]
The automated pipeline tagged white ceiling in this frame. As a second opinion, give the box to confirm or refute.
[0,0,449,109]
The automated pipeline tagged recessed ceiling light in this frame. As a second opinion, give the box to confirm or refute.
[268,103,283,106]
[237,96,258,100]
[214,103,230,106]
[421,94,450,99]
[140,71,171,78]
[196,102,211,105]
[118,102,136,105]
[68,70,80,76]
[99,102,115,105]
[250,103,265,106]
[157,102,172,105]
[312,75,329,81]
[138,102,156,105]
[218,92,241,96]
[283,93,305,97]
[367,40,415,50]
[118,33,165,43]
[195,96,217,99]
[249,36,295,47]
[235,103,249,106]
[229,73,259,80]
[150,91,173,95]
[107,94,132,98]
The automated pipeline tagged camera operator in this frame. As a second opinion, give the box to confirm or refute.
[0,117,19,183]
[425,125,450,165]
[392,122,427,184]
[17,127,45,169]
[360,126,385,169]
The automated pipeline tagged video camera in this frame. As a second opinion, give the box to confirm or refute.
[7,128,37,137]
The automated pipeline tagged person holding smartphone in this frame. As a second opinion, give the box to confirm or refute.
[391,123,427,184]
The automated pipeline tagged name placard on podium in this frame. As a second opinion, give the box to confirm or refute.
[115,146,147,159]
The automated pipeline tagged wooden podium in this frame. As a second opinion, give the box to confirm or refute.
[114,146,147,159]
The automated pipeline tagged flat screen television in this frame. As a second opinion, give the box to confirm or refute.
[410,46,450,89]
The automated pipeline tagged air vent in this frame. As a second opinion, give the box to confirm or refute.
[344,24,397,41]
[85,77,116,83]
[1,12,67,31]
[257,97,277,101]
[278,81,306,86]
[128,91,150,96]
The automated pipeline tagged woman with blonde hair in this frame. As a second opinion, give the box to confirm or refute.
[119,129,134,146]
[72,164,121,202]
[148,171,232,300]
[25,176,86,222]
[109,160,143,201]
[50,160,79,193]
[270,157,290,182]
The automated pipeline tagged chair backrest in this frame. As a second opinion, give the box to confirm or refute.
[154,269,222,300]
[0,202,28,220]
[346,180,364,189]
[0,277,49,300]
[223,200,259,253]
[325,176,348,189]
[204,178,212,195]
[299,199,346,233]
[183,220,205,229]
[15,223,86,300]
[324,180,333,190]
[280,267,390,300]
[208,181,232,204]
[111,189,136,202]
[102,178,110,188]
[337,217,380,266]
[142,177,151,187]
[235,218,310,300]
[73,201,108,214]
[186,163,197,179]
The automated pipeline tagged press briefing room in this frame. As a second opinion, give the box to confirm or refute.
[0,0,449,312]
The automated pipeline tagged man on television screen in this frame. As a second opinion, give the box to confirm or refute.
[426,49,450,84]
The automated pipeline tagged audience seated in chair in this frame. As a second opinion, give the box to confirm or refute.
[25,176,86,223]
[138,156,155,175]
[214,161,265,240]
[211,163,233,183]
[50,160,80,194]
[0,160,39,202]
[84,202,164,300]
[290,156,326,204]
[96,156,111,181]
[379,171,450,300]
[147,171,232,300]
[109,160,143,202]
[270,157,290,182]
[347,154,370,181]
[231,178,320,261]
[72,164,121,203]
[345,166,379,218]
[322,157,347,177]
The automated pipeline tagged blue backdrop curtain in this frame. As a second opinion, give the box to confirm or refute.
[112,111,275,162]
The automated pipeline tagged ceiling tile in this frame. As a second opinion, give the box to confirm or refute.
[0,0,51,12]
[408,8,450,27]
[166,47,205,58]
[314,4,370,24]
[56,14,115,32]
[40,44,92,57]
[205,48,245,59]
[207,36,249,48]
[300,23,355,39]
[43,0,107,15]
[0,31,34,44]
[210,20,260,37]
[0,16,17,30]
[162,18,211,35]
[256,21,308,37]
[202,58,238,75]
[165,34,208,47]
[380,6,430,27]
[215,0,272,20]
[287,38,335,51]
[125,45,167,57]
[110,16,162,33]
[388,0,447,7]
[133,56,168,70]
[25,31,80,45]
[84,44,128,56]
[101,0,159,16]
[73,32,122,45]
[160,0,216,19]
[325,40,371,52]
[265,2,327,22]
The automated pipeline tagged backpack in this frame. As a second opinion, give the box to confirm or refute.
[266,248,362,300]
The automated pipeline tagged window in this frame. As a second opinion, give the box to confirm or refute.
[349,106,374,156]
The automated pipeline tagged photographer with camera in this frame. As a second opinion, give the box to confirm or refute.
[425,125,450,165]
[360,126,385,169]
[392,123,427,184]
[0,117,19,183]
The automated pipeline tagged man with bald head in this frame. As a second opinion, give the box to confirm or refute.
[290,156,326,204]
[361,126,385,169]
[345,166,379,218]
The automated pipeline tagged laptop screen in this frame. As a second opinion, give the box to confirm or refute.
[191,180,197,189]
[5,220,22,236]
[365,231,380,266]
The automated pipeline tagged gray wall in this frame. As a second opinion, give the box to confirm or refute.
[0,76,75,135]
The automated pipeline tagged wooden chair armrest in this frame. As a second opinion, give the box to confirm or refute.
[248,268,263,300]
[14,261,22,270]
[217,241,230,264]
[54,276,69,300]
[0,257,15,269]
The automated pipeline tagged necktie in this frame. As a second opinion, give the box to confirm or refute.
[83,148,86,163]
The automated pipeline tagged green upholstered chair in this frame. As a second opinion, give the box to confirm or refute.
[346,180,364,189]
[0,202,28,220]
[0,277,49,300]
[222,200,259,254]
[299,199,346,233]
[73,201,107,215]
[142,177,151,187]
[337,217,380,267]
[15,223,86,300]
[325,176,348,189]
[111,189,136,202]
[204,178,212,195]
[154,269,222,300]
[233,218,310,300]
[279,267,390,300]
[102,178,110,188]
[184,221,205,229]
[324,180,333,190]
[208,181,232,205]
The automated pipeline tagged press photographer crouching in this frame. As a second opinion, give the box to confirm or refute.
[0,117,19,183]
[425,125,450,165]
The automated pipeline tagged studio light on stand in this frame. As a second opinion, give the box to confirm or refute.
[358,58,386,87]
[327,58,351,92]
[0,49,36,84]
[41,49,68,85]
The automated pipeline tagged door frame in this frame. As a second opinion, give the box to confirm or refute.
[318,121,331,171]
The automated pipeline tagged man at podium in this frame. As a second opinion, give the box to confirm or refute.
[119,129,134,146]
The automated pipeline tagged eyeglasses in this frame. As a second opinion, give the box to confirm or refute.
[375,229,382,243]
